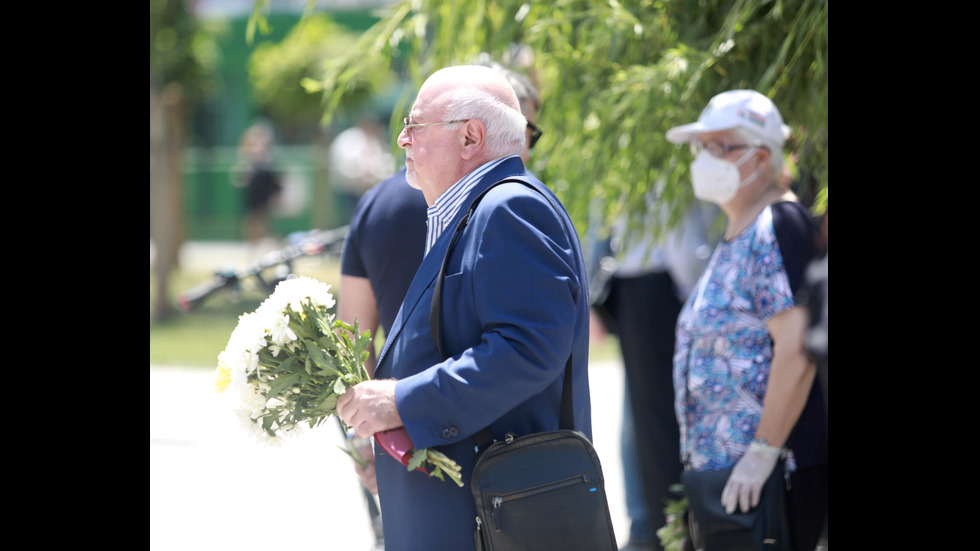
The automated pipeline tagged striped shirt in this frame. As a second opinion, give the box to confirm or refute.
[424,155,519,256]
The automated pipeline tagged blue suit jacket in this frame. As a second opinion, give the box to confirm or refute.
[372,156,593,550]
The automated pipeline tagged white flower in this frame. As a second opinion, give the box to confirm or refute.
[212,273,460,484]
[237,379,271,415]
[222,312,268,376]
[262,276,336,314]
[232,407,288,447]
[267,312,298,346]
[214,276,388,457]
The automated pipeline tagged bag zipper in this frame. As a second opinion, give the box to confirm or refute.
[490,474,590,531]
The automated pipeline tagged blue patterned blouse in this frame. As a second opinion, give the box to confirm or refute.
[673,201,818,473]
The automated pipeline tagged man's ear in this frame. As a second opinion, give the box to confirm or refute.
[459,120,485,160]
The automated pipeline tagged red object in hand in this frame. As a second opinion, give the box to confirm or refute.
[375,427,428,474]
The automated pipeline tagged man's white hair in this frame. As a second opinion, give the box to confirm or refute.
[444,86,526,158]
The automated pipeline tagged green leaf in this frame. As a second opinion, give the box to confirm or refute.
[306,339,343,376]
[405,448,426,472]
[657,483,690,551]
[428,467,446,482]
[279,355,299,373]
[265,371,302,397]
[316,382,336,400]
[315,313,334,336]
[318,394,338,414]
[288,312,316,342]
[317,335,341,358]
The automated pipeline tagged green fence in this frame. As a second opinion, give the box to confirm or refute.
[181,144,353,241]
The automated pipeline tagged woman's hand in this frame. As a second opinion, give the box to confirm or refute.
[721,440,782,513]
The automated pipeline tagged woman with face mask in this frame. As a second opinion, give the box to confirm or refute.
[665,90,828,551]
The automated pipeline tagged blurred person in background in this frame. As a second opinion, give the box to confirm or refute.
[665,89,828,550]
[796,207,827,418]
[234,123,282,249]
[329,114,397,224]
[587,197,716,551]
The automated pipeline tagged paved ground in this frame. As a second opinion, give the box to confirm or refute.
[149,359,632,551]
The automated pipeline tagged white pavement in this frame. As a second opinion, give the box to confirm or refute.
[149,359,632,551]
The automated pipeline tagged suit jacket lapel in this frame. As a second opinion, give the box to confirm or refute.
[374,157,527,377]
[374,237,444,374]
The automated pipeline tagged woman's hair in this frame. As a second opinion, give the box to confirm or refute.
[732,127,784,183]
[444,86,526,159]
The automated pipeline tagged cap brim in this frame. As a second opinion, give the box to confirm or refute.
[665,120,738,144]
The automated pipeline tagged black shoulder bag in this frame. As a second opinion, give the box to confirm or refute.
[430,177,618,551]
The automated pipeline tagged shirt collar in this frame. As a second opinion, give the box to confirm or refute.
[425,155,518,255]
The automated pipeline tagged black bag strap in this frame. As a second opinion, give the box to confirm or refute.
[429,176,575,450]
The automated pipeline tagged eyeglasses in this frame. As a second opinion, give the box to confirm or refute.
[402,118,470,136]
[526,119,543,149]
[690,139,751,159]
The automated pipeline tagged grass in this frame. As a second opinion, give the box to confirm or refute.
[150,255,342,369]
[150,252,620,369]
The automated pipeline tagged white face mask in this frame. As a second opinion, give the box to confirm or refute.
[689,148,759,204]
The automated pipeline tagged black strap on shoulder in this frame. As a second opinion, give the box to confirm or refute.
[428,176,575,451]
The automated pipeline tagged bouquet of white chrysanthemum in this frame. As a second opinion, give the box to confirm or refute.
[215,276,462,486]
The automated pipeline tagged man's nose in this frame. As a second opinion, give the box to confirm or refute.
[397,128,411,148]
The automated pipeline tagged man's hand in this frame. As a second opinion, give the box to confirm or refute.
[336,379,402,438]
[720,440,782,514]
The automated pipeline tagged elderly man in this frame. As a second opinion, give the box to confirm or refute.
[337,59,543,503]
[337,65,592,550]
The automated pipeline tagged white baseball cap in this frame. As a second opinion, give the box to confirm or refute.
[665,89,790,147]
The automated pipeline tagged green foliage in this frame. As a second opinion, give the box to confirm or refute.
[657,483,690,551]
[251,0,828,236]
[248,13,395,127]
[407,446,463,486]
[150,309,243,367]
[150,0,223,104]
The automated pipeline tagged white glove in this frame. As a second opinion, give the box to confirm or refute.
[721,440,783,514]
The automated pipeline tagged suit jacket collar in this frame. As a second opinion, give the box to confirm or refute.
[375,156,528,375]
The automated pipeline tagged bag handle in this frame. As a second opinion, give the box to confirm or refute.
[429,176,575,450]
